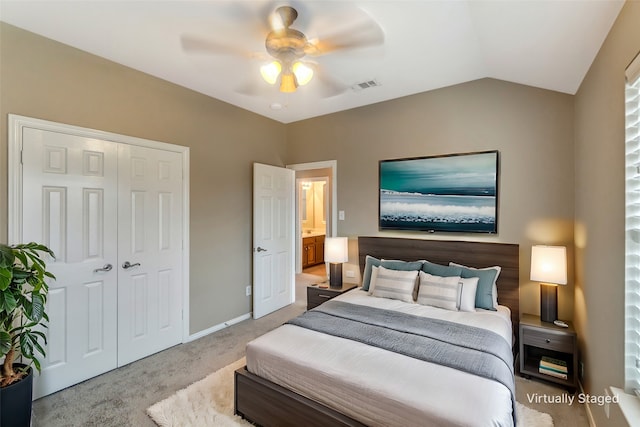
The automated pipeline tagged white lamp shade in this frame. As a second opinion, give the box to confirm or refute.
[325,237,348,263]
[530,245,567,285]
[292,61,313,86]
[260,61,281,85]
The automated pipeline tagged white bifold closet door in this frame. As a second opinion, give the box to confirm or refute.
[21,127,183,399]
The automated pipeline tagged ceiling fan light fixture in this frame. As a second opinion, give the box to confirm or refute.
[260,61,282,85]
[280,72,298,93]
[292,62,313,86]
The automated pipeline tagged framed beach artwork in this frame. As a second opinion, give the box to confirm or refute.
[379,150,499,233]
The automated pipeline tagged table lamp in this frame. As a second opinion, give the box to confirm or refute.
[530,245,567,323]
[325,237,348,288]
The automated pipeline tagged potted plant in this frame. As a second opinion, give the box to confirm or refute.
[0,242,54,427]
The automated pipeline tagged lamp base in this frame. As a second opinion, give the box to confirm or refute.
[329,263,343,288]
[540,283,558,323]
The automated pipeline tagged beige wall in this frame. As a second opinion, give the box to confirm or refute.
[287,78,576,320]
[0,23,288,334]
[574,1,640,426]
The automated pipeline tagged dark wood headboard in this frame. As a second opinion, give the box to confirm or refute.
[358,236,520,347]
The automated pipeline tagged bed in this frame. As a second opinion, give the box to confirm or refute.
[235,236,520,427]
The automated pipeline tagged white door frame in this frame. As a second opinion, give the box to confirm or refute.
[287,160,337,274]
[7,114,191,342]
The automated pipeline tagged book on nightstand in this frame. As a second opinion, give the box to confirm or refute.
[538,366,568,379]
[539,356,568,379]
[540,356,568,371]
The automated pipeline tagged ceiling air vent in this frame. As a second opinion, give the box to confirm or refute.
[352,79,381,92]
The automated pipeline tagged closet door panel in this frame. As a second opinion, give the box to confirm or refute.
[117,144,183,366]
[22,128,119,399]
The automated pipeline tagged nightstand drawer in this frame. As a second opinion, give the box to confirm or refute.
[307,288,338,309]
[522,328,574,353]
[307,289,338,307]
[307,284,356,310]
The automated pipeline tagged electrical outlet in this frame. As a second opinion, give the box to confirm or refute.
[339,210,345,220]
[246,285,252,296]
[604,388,611,419]
[345,270,356,278]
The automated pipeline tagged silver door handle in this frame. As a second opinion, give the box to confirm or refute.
[93,264,113,273]
[122,261,141,269]
[256,247,267,252]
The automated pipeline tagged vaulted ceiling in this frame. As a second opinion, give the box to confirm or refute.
[0,0,625,123]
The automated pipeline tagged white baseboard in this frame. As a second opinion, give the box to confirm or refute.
[579,380,598,427]
[186,312,252,342]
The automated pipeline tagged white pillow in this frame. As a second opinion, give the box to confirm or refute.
[458,276,479,312]
[371,266,418,303]
[367,265,380,295]
[416,271,462,311]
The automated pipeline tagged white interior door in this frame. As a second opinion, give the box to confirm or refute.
[253,163,295,319]
[117,144,184,366]
[22,128,119,399]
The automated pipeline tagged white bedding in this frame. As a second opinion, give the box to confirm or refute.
[246,288,515,427]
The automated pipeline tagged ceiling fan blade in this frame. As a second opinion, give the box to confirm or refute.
[306,17,384,56]
[180,34,252,57]
[311,65,348,98]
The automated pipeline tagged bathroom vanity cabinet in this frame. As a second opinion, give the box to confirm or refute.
[302,234,325,268]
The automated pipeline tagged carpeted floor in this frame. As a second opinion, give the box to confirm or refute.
[32,272,590,426]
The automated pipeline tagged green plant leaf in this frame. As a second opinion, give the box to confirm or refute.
[0,268,12,291]
[31,356,41,373]
[0,244,14,268]
[14,251,28,268]
[30,293,45,322]
[0,330,11,357]
[0,290,18,313]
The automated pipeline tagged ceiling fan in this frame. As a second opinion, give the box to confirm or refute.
[181,3,384,95]
[260,6,316,93]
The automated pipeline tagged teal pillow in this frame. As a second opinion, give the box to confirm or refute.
[422,261,463,277]
[362,255,382,291]
[455,265,499,311]
[381,259,424,272]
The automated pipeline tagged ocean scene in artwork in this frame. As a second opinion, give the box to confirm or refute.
[379,152,498,233]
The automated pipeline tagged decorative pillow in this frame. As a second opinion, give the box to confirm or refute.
[422,260,463,277]
[381,259,424,272]
[367,265,380,295]
[371,266,419,303]
[416,271,462,311]
[449,262,501,311]
[361,255,382,291]
[458,276,479,312]
[381,259,424,300]
[362,256,423,291]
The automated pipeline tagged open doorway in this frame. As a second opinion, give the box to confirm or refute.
[298,177,328,270]
[287,161,337,304]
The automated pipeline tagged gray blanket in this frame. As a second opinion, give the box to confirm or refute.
[287,300,516,425]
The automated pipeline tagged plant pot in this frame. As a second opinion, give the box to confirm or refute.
[1,364,34,427]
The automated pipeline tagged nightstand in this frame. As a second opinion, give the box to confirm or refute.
[519,313,578,392]
[307,283,357,310]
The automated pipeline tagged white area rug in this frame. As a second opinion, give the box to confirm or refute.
[147,358,252,427]
[147,358,553,427]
